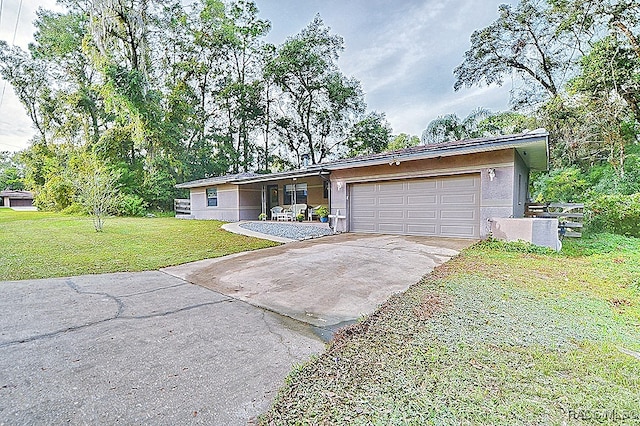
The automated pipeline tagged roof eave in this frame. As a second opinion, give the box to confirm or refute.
[324,134,549,171]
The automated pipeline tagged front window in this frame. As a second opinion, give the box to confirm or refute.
[284,183,307,205]
[206,187,218,207]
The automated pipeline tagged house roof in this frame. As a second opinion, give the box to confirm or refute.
[0,190,33,199]
[175,172,261,189]
[322,129,549,171]
[176,130,549,189]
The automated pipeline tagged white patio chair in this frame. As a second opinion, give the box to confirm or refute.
[291,204,307,220]
[270,206,283,220]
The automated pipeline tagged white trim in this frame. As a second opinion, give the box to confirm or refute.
[334,162,513,184]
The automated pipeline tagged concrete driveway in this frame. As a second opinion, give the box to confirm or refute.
[0,272,323,425]
[163,234,473,332]
[0,234,472,424]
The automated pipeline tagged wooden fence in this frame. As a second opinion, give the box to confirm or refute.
[525,202,584,238]
[174,198,191,215]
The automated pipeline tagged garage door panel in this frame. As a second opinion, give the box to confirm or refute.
[407,224,437,234]
[351,210,376,219]
[407,210,437,219]
[378,196,405,205]
[407,195,437,204]
[407,180,437,191]
[441,210,476,220]
[440,176,479,188]
[378,182,405,192]
[350,174,480,238]
[352,185,376,194]
[441,194,476,204]
[378,223,405,233]
[379,210,404,219]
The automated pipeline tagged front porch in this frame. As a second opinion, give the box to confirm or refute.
[251,175,330,222]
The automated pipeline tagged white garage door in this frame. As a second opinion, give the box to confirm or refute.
[349,174,480,238]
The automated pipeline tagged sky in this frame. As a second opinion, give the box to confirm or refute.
[0,0,516,153]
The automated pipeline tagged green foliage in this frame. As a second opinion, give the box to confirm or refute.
[561,232,640,257]
[116,194,148,217]
[476,111,537,135]
[1,0,382,213]
[587,193,640,237]
[531,167,589,202]
[454,0,570,104]
[141,166,177,211]
[35,174,75,211]
[315,205,329,218]
[0,151,25,190]
[476,237,557,255]
[72,153,121,232]
[421,108,491,144]
[387,133,420,151]
[346,112,392,156]
[266,15,366,165]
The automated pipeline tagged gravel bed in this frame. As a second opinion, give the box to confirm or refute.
[239,221,333,240]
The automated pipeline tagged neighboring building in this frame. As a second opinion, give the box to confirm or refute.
[176,130,549,239]
[0,190,34,208]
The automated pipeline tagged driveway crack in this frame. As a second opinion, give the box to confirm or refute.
[0,280,231,348]
[65,279,125,317]
[119,300,232,320]
[260,310,295,359]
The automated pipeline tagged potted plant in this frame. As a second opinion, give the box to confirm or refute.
[258,213,267,221]
[315,206,329,223]
[296,213,305,222]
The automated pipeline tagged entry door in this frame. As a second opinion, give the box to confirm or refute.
[267,185,279,210]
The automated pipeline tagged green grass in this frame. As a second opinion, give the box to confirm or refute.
[0,209,277,281]
[262,234,640,425]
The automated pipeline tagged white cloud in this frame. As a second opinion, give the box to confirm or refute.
[0,0,516,152]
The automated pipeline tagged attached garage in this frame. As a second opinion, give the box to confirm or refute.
[349,174,480,238]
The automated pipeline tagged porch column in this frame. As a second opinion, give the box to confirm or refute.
[261,185,267,217]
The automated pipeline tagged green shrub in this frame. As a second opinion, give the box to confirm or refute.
[61,202,87,215]
[587,193,640,237]
[475,238,557,255]
[116,194,148,217]
[531,167,589,202]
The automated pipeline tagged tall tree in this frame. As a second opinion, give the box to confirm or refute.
[422,108,491,144]
[454,0,578,107]
[266,15,365,166]
[217,0,271,172]
[0,43,52,144]
[346,111,392,157]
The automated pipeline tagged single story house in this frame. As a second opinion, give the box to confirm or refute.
[176,130,549,239]
[0,190,34,208]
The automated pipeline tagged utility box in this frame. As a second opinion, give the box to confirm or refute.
[489,218,561,251]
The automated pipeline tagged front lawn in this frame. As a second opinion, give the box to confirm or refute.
[262,234,640,425]
[0,209,277,281]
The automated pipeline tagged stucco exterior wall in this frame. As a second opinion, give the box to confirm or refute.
[329,149,519,238]
[238,184,262,220]
[189,184,240,221]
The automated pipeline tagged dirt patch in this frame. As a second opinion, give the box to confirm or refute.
[413,292,447,320]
